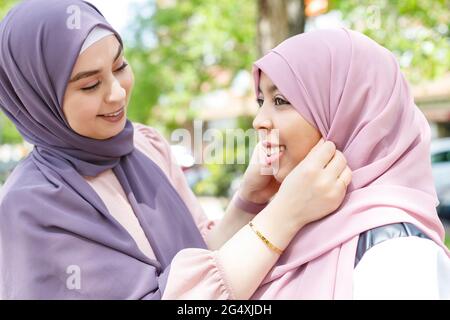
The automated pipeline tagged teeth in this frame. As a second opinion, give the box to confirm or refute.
[103,109,123,117]
[266,145,285,156]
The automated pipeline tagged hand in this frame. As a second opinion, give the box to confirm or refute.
[239,141,281,204]
[270,139,352,231]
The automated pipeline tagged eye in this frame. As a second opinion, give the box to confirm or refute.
[115,62,128,73]
[80,62,128,92]
[256,98,264,108]
[274,96,289,106]
[81,82,100,92]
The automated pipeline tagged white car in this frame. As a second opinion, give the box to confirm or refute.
[431,138,450,220]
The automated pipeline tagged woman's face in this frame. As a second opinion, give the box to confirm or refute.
[63,35,134,140]
[253,72,322,182]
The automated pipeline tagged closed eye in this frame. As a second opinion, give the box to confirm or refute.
[81,82,100,91]
[115,62,128,73]
[81,62,129,92]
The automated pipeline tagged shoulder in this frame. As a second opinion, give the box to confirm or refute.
[132,122,174,175]
[0,156,52,202]
[0,158,46,225]
[133,122,169,149]
[0,156,70,226]
[353,236,450,299]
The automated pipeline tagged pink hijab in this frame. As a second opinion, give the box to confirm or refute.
[252,28,449,299]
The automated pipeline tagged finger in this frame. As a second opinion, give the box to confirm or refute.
[324,150,347,178]
[312,137,325,149]
[252,142,274,175]
[337,166,352,187]
[249,142,265,165]
[306,138,325,156]
[305,139,336,168]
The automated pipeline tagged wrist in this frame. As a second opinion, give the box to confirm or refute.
[268,195,306,234]
[233,192,268,215]
[238,188,269,205]
[251,205,297,251]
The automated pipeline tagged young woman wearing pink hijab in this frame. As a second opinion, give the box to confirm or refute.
[251,28,450,299]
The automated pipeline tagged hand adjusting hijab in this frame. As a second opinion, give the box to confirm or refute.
[0,0,205,299]
[252,28,449,299]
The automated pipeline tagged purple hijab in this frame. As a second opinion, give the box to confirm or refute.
[0,0,206,299]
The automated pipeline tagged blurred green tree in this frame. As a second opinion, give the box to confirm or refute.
[126,0,257,130]
[0,0,22,144]
[330,0,450,83]
[0,0,16,17]
[125,0,258,197]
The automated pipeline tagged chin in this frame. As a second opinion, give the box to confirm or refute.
[108,124,126,139]
[96,125,125,140]
[102,117,127,138]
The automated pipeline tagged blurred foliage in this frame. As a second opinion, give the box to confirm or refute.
[193,116,255,197]
[126,0,257,132]
[330,0,450,83]
[0,0,15,17]
[0,0,22,144]
[125,0,257,196]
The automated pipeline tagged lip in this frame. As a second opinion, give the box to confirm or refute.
[98,106,125,123]
[262,141,286,154]
[265,147,285,166]
[262,141,284,148]
[98,106,125,117]
[262,141,286,167]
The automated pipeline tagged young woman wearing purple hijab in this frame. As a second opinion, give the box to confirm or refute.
[0,1,351,299]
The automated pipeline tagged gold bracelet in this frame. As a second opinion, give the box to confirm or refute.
[248,222,283,255]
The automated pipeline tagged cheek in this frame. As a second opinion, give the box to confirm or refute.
[281,116,321,166]
[121,70,134,99]
[63,93,101,126]
[285,141,311,167]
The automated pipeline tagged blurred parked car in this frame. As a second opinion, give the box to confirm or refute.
[431,137,450,220]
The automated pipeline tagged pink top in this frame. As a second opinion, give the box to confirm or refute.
[84,123,233,299]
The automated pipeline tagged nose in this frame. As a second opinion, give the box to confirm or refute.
[252,106,273,132]
[105,78,126,104]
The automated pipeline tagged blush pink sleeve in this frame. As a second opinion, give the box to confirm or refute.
[162,249,235,300]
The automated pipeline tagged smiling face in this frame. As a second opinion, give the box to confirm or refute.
[253,72,322,182]
[63,35,134,140]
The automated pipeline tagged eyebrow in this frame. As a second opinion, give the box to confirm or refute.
[69,44,123,83]
[258,85,279,95]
